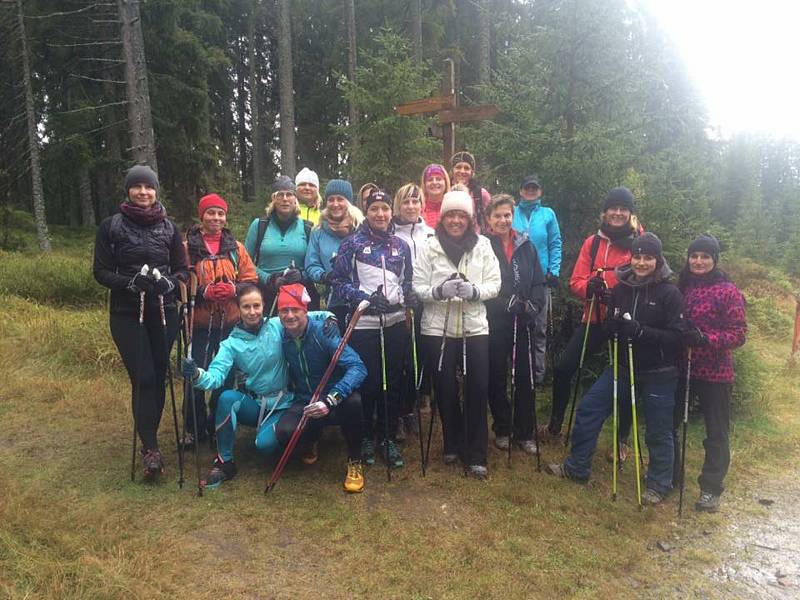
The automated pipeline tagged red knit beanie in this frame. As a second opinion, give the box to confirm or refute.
[277,284,310,311]
[198,193,228,220]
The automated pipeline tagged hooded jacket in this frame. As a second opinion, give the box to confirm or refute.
[485,231,546,324]
[282,317,367,404]
[413,233,501,337]
[184,225,258,328]
[512,198,562,277]
[680,271,747,383]
[606,262,685,382]
[305,216,357,308]
[392,217,434,264]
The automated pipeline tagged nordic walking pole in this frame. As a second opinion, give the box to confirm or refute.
[460,297,468,477]
[564,293,597,446]
[131,264,149,481]
[424,297,452,471]
[509,315,518,466]
[623,312,643,507]
[527,322,541,472]
[185,272,203,496]
[265,299,371,493]
[410,308,427,476]
[612,329,619,501]
[379,310,391,482]
[678,348,693,517]
[153,269,184,486]
[176,280,189,488]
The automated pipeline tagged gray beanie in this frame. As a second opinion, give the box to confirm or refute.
[124,165,159,194]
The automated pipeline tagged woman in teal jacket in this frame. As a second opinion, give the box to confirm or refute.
[182,283,331,489]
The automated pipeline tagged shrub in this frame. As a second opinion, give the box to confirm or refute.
[743,294,793,340]
[731,344,769,417]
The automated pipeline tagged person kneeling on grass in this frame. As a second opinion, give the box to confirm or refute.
[181,283,333,489]
[545,233,685,506]
[275,283,368,493]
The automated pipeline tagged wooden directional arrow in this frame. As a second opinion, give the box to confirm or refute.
[396,94,456,116]
[439,104,499,124]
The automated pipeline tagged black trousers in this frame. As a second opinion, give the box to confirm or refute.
[186,320,233,439]
[673,379,731,496]
[488,314,535,440]
[351,323,406,441]
[423,334,490,467]
[275,393,363,460]
[399,310,425,416]
[110,304,179,450]
[549,322,632,440]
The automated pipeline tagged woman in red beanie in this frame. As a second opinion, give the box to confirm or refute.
[182,193,258,446]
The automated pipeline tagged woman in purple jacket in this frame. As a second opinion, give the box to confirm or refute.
[677,234,747,513]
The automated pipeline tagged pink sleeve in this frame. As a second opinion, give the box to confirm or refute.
[481,187,491,208]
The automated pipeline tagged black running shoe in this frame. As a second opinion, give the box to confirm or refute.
[142,448,164,479]
[201,456,237,490]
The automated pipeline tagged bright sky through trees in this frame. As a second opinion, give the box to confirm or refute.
[643,0,800,139]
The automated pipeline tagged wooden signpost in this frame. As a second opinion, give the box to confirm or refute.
[395,58,499,166]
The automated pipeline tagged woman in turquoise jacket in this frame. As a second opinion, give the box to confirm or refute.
[182,283,331,489]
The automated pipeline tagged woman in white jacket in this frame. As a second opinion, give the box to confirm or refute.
[413,190,501,479]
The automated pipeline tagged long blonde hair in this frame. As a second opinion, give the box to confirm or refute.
[420,164,451,205]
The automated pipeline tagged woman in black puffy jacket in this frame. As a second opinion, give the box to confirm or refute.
[93,165,188,480]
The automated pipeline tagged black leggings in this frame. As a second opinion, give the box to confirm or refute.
[110,304,179,450]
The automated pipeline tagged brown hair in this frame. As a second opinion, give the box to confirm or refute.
[486,193,516,217]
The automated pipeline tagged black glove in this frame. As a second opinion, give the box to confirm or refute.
[153,275,175,296]
[603,316,621,336]
[586,274,606,300]
[683,327,709,347]
[619,316,641,339]
[507,295,526,315]
[129,272,155,294]
[404,288,420,308]
[546,273,559,288]
[368,289,390,314]
[275,267,302,287]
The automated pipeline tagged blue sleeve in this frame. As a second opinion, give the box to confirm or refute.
[305,229,326,284]
[325,333,367,399]
[331,238,368,306]
[548,210,562,276]
[244,218,269,284]
[195,339,235,390]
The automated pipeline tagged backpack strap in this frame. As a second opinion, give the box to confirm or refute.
[588,234,602,273]
[252,216,270,267]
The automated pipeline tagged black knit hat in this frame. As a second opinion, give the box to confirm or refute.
[365,189,391,210]
[688,234,720,264]
[450,151,476,170]
[124,165,159,194]
[603,186,635,212]
[632,232,663,265]
[272,175,296,194]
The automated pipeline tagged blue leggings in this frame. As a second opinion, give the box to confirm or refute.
[214,390,285,462]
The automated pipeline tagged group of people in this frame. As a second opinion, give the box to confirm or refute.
[93,152,746,513]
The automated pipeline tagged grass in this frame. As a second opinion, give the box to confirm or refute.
[1,239,799,598]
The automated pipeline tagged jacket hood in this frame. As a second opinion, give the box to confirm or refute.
[615,260,673,288]
[186,224,238,260]
[230,317,267,340]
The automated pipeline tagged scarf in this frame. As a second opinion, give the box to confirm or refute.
[436,223,478,268]
[324,211,353,237]
[119,201,166,226]
[678,266,729,291]
[600,221,636,252]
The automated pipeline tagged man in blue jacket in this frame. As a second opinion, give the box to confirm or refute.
[512,175,562,383]
[275,284,368,493]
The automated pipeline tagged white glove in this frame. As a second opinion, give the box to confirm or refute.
[455,280,478,300]
[435,278,460,300]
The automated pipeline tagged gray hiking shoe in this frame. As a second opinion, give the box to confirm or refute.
[494,435,510,450]
[544,462,586,483]
[642,488,664,506]
[517,440,539,455]
[695,491,721,513]
[467,465,488,480]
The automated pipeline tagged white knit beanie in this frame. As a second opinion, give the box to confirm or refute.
[295,167,319,188]
[439,190,474,218]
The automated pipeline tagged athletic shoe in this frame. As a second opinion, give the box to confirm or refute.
[494,435,510,450]
[301,442,318,465]
[467,465,488,480]
[443,453,459,465]
[343,460,365,493]
[642,488,664,506]
[361,438,375,466]
[201,456,237,490]
[517,439,539,455]
[381,439,404,468]
[544,462,586,483]
[141,448,164,479]
[695,491,721,513]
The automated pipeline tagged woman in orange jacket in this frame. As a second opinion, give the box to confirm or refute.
[542,187,641,449]
[183,193,258,445]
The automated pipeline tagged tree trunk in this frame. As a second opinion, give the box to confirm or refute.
[248,0,265,199]
[119,0,157,170]
[79,165,95,227]
[410,0,422,65]
[16,0,51,251]
[476,0,491,90]
[235,39,250,200]
[276,0,296,175]
[345,0,358,156]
